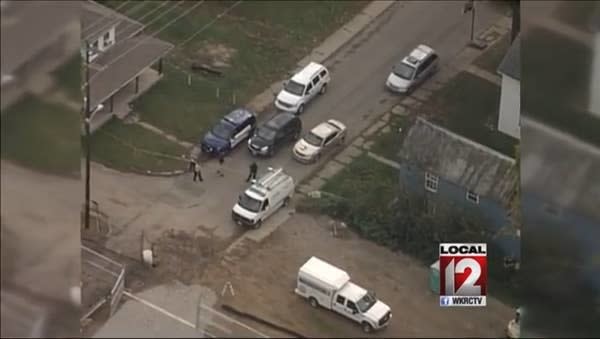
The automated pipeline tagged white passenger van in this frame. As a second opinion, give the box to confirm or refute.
[231,167,294,229]
[294,256,392,333]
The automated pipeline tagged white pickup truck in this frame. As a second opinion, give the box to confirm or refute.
[294,256,392,333]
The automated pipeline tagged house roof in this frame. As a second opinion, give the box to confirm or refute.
[520,117,600,221]
[88,35,173,109]
[82,1,144,43]
[497,33,520,80]
[0,0,79,76]
[398,118,517,203]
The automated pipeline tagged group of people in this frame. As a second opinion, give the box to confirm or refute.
[188,154,258,183]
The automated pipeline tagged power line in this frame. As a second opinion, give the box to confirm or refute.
[84,0,147,41]
[118,0,184,39]
[160,0,245,78]
[131,0,171,25]
[83,0,132,34]
[86,0,202,85]
[176,0,243,49]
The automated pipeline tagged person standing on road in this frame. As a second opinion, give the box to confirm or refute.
[188,158,196,172]
[216,153,225,177]
[193,161,203,182]
[246,161,258,182]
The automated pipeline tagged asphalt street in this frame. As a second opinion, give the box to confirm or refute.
[181,0,505,239]
[94,0,505,261]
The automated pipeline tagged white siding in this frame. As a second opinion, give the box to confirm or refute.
[498,74,521,139]
[590,32,600,116]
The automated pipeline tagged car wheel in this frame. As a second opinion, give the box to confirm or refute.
[283,197,291,207]
[253,220,262,229]
[314,153,321,162]
[293,130,301,140]
[297,104,305,115]
[309,297,319,308]
[362,322,373,333]
[319,83,328,95]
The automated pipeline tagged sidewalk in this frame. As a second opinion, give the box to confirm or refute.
[246,1,396,113]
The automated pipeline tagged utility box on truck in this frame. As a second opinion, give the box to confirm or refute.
[294,257,392,333]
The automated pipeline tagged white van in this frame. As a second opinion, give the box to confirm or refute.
[232,167,295,229]
[294,257,392,333]
[275,62,330,114]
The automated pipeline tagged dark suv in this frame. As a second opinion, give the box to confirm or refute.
[248,112,302,157]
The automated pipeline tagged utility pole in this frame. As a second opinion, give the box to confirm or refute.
[463,0,475,42]
[84,40,91,229]
[510,0,521,43]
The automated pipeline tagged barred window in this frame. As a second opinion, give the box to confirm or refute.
[425,172,439,193]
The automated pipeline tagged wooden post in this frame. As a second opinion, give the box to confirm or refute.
[109,95,114,113]
[158,58,163,75]
[135,76,140,94]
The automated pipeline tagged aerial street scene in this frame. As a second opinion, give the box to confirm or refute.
[0,0,598,338]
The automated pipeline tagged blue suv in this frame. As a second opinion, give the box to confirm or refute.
[200,108,257,156]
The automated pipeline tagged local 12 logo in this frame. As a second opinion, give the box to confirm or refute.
[439,243,487,307]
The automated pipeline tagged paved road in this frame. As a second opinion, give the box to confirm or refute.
[94,1,505,257]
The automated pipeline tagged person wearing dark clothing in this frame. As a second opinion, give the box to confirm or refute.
[188,159,195,172]
[216,154,225,177]
[246,161,258,182]
[193,162,203,182]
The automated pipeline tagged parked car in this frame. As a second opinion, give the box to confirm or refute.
[293,119,346,163]
[248,112,302,157]
[232,167,295,229]
[294,256,392,333]
[275,62,330,114]
[386,44,439,94]
[200,108,256,156]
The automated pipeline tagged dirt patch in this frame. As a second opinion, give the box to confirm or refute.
[200,213,514,337]
[195,42,237,69]
[152,229,224,285]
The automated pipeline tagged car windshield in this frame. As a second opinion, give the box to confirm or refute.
[284,80,306,96]
[304,132,324,147]
[238,193,263,213]
[255,126,276,141]
[357,292,377,313]
[212,121,235,139]
[393,63,415,80]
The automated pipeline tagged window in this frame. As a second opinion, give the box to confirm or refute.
[306,83,313,94]
[324,132,337,145]
[346,300,358,311]
[262,199,270,211]
[424,172,438,193]
[312,75,320,86]
[319,69,328,78]
[466,191,479,204]
[425,198,436,216]
[336,296,346,305]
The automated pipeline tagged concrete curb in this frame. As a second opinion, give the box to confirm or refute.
[246,0,396,114]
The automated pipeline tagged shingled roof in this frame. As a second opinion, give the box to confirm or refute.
[498,33,520,80]
[398,118,517,203]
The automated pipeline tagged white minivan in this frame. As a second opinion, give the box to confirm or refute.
[386,44,439,94]
[232,167,294,229]
[275,62,330,114]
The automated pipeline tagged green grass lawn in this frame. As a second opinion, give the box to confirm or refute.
[368,115,412,161]
[424,71,518,157]
[104,0,368,143]
[90,119,189,173]
[1,96,80,176]
[52,54,82,103]
[472,33,510,75]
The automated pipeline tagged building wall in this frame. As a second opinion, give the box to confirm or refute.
[498,75,521,139]
[399,164,520,257]
[521,193,600,290]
